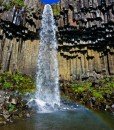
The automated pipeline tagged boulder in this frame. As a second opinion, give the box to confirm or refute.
[2,110,10,120]
[111,104,114,112]
[26,113,30,118]
[11,98,17,105]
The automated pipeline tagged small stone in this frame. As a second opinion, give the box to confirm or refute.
[5,96,10,100]
[107,94,110,98]
[26,113,30,118]
[0,115,6,126]
[6,119,10,122]
[9,119,13,123]
[11,98,17,105]
[112,104,114,108]
[3,121,6,125]
[0,121,6,126]
[0,91,5,96]
[92,97,96,101]
[111,104,114,112]
[106,105,110,109]
[3,110,10,120]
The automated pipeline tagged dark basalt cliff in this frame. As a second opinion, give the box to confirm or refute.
[0,0,114,81]
[0,1,41,75]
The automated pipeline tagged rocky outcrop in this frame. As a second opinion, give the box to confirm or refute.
[0,90,32,126]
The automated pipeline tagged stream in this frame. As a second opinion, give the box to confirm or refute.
[1,108,114,130]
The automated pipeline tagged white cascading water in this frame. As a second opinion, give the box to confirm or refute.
[35,4,60,112]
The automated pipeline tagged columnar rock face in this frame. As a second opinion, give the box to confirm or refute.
[0,37,39,76]
[1,0,114,81]
[58,45,114,81]
[1,37,114,80]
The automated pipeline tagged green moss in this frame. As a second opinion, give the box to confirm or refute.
[8,103,15,112]
[52,4,60,16]
[0,72,36,93]
[3,82,13,89]
[12,0,24,7]
[71,82,92,93]
[70,77,114,103]
[2,0,24,10]
[92,90,103,100]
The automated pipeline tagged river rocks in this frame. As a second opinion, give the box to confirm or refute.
[0,90,32,125]
[10,98,17,105]
[111,104,114,112]
[112,104,114,109]
[2,110,10,120]
[26,113,30,118]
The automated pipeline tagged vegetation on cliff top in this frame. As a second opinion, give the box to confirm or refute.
[0,0,24,10]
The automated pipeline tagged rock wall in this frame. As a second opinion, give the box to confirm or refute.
[0,37,39,76]
[0,34,114,81]
[1,1,114,81]
[58,45,114,81]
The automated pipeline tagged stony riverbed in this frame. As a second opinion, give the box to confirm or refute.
[0,90,33,126]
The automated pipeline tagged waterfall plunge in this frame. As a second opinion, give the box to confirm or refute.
[35,4,60,112]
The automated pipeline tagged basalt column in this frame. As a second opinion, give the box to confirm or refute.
[87,49,94,73]
[108,47,114,75]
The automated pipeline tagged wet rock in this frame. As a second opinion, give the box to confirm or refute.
[0,104,2,111]
[0,90,33,125]
[112,104,114,108]
[19,113,23,118]
[3,110,10,120]
[0,91,5,103]
[0,97,5,104]
[0,90,5,95]
[111,104,114,112]
[0,115,6,126]
[0,121,6,126]
[10,98,17,105]
[106,105,110,109]
[26,113,30,118]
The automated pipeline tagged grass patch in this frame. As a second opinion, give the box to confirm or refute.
[1,0,24,10]
[0,72,36,93]
[71,77,114,102]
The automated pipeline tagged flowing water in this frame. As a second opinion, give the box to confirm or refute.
[1,110,114,130]
[35,4,60,112]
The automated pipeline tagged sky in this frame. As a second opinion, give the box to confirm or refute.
[41,0,60,4]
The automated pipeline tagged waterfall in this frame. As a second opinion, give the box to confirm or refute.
[35,4,60,112]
